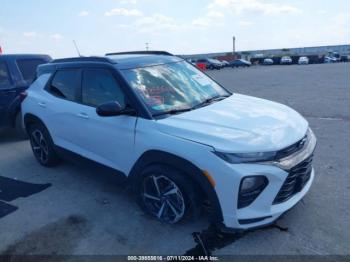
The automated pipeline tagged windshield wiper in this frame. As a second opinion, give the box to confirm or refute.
[153,107,193,117]
[153,95,231,117]
[194,95,231,109]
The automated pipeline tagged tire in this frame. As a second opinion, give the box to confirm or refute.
[15,112,28,139]
[28,122,60,167]
[136,164,202,224]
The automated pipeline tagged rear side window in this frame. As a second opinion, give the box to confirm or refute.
[82,69,125,108]
[0,61,11,89]
[48,70,79,101]
[16,59,47,83]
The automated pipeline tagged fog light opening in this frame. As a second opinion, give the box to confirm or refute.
[238,176,268,209]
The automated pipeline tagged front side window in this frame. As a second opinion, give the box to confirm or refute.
[121,61,230,116]
[0,61,11,89]
[16,59,47,83]
[82,69,125,108]
[49,70,79,101]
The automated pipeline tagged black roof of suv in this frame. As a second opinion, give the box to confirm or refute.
[38,51,183,75]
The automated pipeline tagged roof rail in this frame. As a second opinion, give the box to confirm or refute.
[51,56,115,64]
[105,51,174,56]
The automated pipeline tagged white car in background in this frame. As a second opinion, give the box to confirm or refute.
[280,56,293,65]
[263,58,274,65]
[22,51,316,231]
[220,60,230,67]
[298,56,309,65]
[324,56,338,63]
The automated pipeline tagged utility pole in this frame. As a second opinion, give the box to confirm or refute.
[145,42,149,51]
[232,36,236,57]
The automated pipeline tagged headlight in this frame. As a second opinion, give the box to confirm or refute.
[277,128,316,170]
[213,128,317,170]
[214,128,316,167]
[213,151,276,164]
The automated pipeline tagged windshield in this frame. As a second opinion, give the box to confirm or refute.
[121,61,231,116]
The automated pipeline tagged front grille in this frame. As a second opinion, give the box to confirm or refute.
[273,156,313,204]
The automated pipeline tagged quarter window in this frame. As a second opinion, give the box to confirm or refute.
[49,70,79,101]
[0,61,11,89]
[82,69,125,108]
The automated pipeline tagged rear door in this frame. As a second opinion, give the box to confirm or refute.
[42,69,82,149]
[0,60,16,126]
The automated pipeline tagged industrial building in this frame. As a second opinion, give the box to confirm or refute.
[181,44,350,63]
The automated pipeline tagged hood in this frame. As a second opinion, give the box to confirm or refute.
[156,94,308,153]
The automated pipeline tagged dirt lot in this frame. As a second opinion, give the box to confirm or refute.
[0,63,349,256]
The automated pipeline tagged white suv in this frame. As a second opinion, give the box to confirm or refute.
[280,56,293,65]
[298,56,309,65]
[22,51,316,231]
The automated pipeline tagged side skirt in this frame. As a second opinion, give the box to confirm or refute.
[54,146,128,186]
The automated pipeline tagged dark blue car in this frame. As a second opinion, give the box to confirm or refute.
[229,59,252,68]
[0,54,51,136]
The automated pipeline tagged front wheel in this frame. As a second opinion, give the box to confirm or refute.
[136,165,201,224]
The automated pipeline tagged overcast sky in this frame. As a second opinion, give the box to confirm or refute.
[0,0,349,58]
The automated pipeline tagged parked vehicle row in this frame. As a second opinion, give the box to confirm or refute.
[20,51,316,231]
[191,58,251,70]
[192,54,349,69]
[260,53,349,65]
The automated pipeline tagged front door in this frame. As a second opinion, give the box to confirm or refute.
[74,68,137,173]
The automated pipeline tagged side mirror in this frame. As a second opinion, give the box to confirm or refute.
[96,101,136,117]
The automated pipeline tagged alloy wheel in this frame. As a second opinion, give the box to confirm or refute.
[142,175,186,224]
[30,129,49,164]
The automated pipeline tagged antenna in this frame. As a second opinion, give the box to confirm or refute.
[73,40,82,57]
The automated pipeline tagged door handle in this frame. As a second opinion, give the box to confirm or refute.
[77,113,89,119]
[38,102,47,108]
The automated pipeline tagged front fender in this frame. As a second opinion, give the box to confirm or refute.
[128,150,224,225]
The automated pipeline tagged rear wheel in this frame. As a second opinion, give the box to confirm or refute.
[136,165,201,224]
[28,123,60,167]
